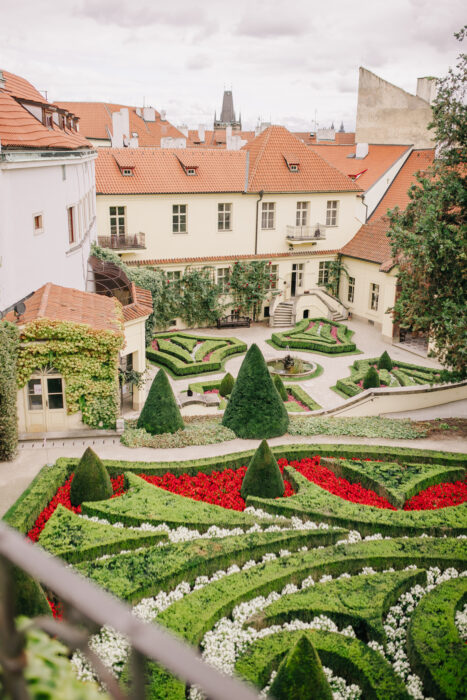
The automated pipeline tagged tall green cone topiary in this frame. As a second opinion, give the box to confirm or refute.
[222,344,289,438]
[219,372,235,397]
[137,368,184,435]
[269,634,333,700]
[241,439,285,499]
[273,373,288,401]
[378,350,393,371]
[70,447,113,507]
[363,366,381,389]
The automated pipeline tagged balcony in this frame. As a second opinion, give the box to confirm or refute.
[98,232,146,251]
[286,223,326,246]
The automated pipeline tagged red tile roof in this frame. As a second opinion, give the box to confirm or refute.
[186,129,257,148]
[371,149,435,219]
[340,216,393,268]
[126,249,339,266]
[2,70,47,103]
[309,144,411,191]
[243,126,362,193]
[5,283,123,333]
[55,102,185,146]
[96,148,247,194]
[122,284,153,322]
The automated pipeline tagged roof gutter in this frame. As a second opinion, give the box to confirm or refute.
[358,193,368,223]
[254,190,264,255]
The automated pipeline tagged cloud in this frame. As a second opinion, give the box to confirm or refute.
[75,0,207,28]
[235,5,311,38]
[186,54,211,70]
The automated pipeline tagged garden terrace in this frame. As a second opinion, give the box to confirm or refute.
[335,357,442,398]
[270,317,358,355]
[146,332,246,376]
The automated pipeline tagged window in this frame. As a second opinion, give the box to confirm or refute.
[370,283,380,311]
[218,203,232,231]
[122,168,133,176]
[318,261,331,286]
[217,267,230,292]
[33,214,43,235]
[186,168,197,176]
[261,202,275,229]
[289,164,299,172]
[269,264,279,289]
[326,200,339,226]
[167,270,182,282]
[109,206,126,237]
[296,202,309,227]
[27,379,43,410]
[67,206,76,244]
[173,204,187,233]
[348,276,355,303]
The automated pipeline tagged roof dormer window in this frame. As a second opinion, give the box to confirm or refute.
[177,155,199,176]
[289,164,299,172]
[122,168,134,176]
[186,168,197,176]
[284,154,300,172]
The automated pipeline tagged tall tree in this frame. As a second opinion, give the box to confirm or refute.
[388,27,467,375]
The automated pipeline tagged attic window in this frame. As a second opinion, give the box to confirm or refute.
[122,168,134,176]
[284,154,300,172]
[186,167,197,176]
[289,164,299,172]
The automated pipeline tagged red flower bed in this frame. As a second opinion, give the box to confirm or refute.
[404,479,467,510]
[286,393,310,411]
[27,474,125,542]
[330,325,342,345]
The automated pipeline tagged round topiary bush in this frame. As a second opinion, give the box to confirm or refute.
[363,366,381,390]
[273,373,288,401]
[137,369,184,435]
[241,439,285,499]
[269,634,333,700]
[219,372,235,397]
[378,350,393,371]
[222,344,289,439]
[70,447,113,507]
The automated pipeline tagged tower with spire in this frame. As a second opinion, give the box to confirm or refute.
[214,89,241,130]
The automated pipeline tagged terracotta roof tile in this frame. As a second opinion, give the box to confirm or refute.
[186,129,257,148]
[243,126,361,193]
[126,249,339,266]
[5,283,123,333]
[340,216,392,267]
[2,70,47,103]
[122,283,153,322]
[371,149,435,219]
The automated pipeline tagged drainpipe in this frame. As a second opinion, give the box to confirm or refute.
[358,193,368,223]
[254,190,264,255]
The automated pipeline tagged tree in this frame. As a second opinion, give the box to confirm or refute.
[137,368,184,435]
[70,447,113,507]
[219,372,235,397]
[377,351,393,371]
[273,373,288,401]
[363,366,380,389]
[387,28,467,375]
[269,634,333,700]
[228,260,280,321]
[241,439,285,499]
[325,257,349,297]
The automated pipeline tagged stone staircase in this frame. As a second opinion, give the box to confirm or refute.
[308,288,348,322]
[271,300,295,327]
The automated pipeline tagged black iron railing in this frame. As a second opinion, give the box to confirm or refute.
[97,233,146,250]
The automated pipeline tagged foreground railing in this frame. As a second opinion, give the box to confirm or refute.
[0,522,258,700]
[97,233,146,250]
[285,224,326,241]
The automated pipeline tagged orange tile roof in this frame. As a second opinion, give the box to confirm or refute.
[126,249,339,266]
[55,101,185,146]
[96,147,247,194]
[309,144,411,191]
[5,283,123,333]
[186,129,257,148]
[370,149,435,219]
[335,132,356,145]
[340,216,394,269]
[122,284,153,322]
[0,90,91,150]
[243,126,362,193]
[2,69,47,103]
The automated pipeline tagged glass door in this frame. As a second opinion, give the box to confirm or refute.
[26,372,66,432]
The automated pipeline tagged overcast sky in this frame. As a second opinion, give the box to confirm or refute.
[1,0,464,132]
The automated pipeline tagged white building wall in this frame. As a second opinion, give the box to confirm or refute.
[0,151,97,311]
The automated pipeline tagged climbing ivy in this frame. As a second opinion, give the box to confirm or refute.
[0,321,20,460]
[228,260,280,320]
[16,317,124,429]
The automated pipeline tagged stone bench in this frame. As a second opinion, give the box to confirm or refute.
[177,392,220,408]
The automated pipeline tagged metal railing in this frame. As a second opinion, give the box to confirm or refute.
[97,233,146,250]
[286,224,326,241]
[0,522,259,700]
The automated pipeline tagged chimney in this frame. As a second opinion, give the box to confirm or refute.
[142,106,156,122]
[160,110,167,121]
[136,107,142,117]
[197,124,205,142]
[355,143,369,159]
[111,108,130,148]
[177,124,189,138]
[416,77,437,105]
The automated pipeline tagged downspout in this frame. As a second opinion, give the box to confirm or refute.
[255,190,264,255]
[358,193,368,224]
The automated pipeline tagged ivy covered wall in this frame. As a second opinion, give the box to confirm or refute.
[16,318,124,429]
[0,321,20,460]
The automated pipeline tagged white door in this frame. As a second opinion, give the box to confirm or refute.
[25,371,67,432]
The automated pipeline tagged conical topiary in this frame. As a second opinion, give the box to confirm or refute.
[137,369,184,435]
[241,439,285,499]
[222,344,289,438]
[363,366,381,389]
[219,372,235,397]
[269,634,333,700]
[377,350,393,371]
[70,447,113,507]
[273,373,288,401]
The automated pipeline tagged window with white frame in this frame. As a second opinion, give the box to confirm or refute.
[109,206,126,237]
[370,283,380,311]
[173,204,187,233]
[261,202,275,229]
[167,270,182,282]
[326,200,339,226]
[296,202,309,227]
[269,264,279,289]
[217,267,230,292]
[348,276,355,303]
[318,261,331,286]
[33,213,43,235]
[67,206,76,245]
[218,203,232,231]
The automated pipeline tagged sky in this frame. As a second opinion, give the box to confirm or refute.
[1,0,464,132]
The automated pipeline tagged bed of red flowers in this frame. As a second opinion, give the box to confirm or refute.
[404,479,467,510]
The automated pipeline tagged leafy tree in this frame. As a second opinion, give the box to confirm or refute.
[325,257,349,297]
[387,27,467,375]
[228,260,280,321]
[137,368,184,435]
[70,447,113,507]
[241,439,285,499]
[363,366,381,389]
[269,634,333,700]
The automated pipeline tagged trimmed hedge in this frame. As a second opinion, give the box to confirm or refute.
[378,351,393,371]
[219,372,235,397]
[274,373,288,401]
[0,321,19,460]
[286,385,321,411]
[70,447,113,507]
[269,634,333,699]
[271,317,357,355]
[137,369,184,435]
[336,357,443,397]
[363,366,380,389]
[241,440,285,499]
[147,332,246,376]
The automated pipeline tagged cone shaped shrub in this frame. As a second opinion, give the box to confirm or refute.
[219,372,235,397]
[378,350,393,371]
[273,373,288,401]
[269,634,333,700]
[241,439,285,499]
[137,369,184,435]
[222,344,289,438]
[363,366,381,389]
[70,447,113,507]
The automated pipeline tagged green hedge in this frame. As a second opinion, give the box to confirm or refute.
[0,321,19,460]
[194,339,226,362]
[336,358,443,396]
[147,334,246,376]
[157,338,193,364]
[271,317,357,355]
[286,385,321,411]
[407,577,467,699]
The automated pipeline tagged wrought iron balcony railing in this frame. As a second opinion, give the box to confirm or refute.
[0,522,258,700]
[97,233,146,250]
[286,224,326,241]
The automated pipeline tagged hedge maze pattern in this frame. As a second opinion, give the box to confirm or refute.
[271,318,358,355]
[5,443,467,700]
[336,358,442,398]
[146,332,247,376]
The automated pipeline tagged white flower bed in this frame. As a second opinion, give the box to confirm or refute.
[455,603,467,640]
